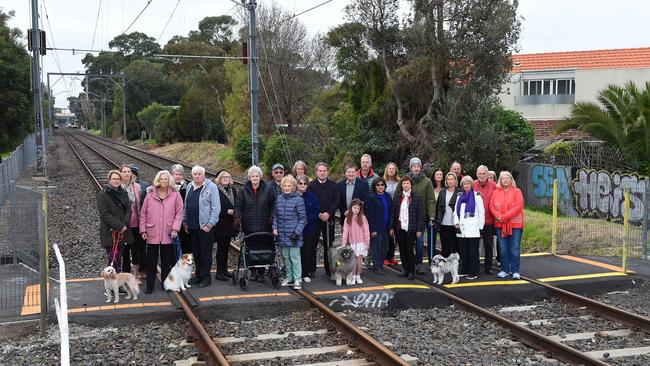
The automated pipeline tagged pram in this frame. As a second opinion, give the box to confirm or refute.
[232,232,282,290]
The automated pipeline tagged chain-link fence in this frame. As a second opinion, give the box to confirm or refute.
[1,129,51,206]
[0,185,48,322]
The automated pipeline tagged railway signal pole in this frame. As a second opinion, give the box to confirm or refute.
[247,0,260,166]
[30,0,46,177]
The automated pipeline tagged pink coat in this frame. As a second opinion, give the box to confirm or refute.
[139,186,184,244]
[341,215,370,250]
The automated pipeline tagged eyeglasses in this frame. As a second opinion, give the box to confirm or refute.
[298,182,307,185]
[273,171,284,174]
[375,183,385,187]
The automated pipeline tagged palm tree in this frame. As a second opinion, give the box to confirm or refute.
[558,81,650,174]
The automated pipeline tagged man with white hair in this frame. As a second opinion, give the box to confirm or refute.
[473,165,497,274]
[184,165,221,287]
[450,161,463,182]
[357,154,378,189]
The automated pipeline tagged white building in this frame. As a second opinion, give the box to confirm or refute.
[498,47,650,144]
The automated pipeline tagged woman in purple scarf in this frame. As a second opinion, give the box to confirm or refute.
[454,175,485,280]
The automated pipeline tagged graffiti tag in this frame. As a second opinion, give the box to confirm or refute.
[328,293,393,309]
[572,169,647,222]
[530,164,572,201]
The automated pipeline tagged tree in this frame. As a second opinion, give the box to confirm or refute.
[0,9,32,152]
[136,103,173,134]
[189,15,238,52]
[345,0,521,157]
[109,32,162,58]
[558,81,650,174]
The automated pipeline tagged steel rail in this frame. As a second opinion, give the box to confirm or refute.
[385,267,609,366]
[522,275,650,334]
[62,131,229,365]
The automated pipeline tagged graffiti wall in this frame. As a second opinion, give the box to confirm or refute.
[523,163,648,224]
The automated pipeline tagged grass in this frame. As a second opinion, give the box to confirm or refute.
[88,129,101,137]
[152,142,243,178]
[522,209,552,253]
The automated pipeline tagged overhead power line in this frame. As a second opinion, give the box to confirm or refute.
[41,0,70,93]
[91,0,102,49]
[123,0,154,34]
[157,0,181,42]
[269,0,334,28]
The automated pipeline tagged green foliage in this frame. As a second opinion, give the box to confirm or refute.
[0,9,32,152]
[543,141,573,159]
[109,32,162,58]
[153,108,179,145]
[559,81,650,174]
[223,61,250,142]
[261,133,307,174]
[136,103,173,133]
[522,209,552,252]
[177,86,226,143]
[234,135,266,169]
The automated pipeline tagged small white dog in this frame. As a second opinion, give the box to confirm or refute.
[164,253,194,292]
[100,265,140,303]
[430,253,460,285]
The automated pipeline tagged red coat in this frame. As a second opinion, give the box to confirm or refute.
[139,186,184,244]
[473,180,496,225]
[489,187,524,237]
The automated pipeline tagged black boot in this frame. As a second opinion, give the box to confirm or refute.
[224,271,233,278]
[215,273,228,281]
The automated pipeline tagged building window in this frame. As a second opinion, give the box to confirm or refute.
[523,78,575,96]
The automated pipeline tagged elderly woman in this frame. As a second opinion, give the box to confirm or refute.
[172,164,192,254]
[273,175,307,290]
[454,175,485,280]
[293,160,308,177]
[489,171,525,279]
[234,165,276,281]
[435,172,461,257]
[97,170,134,273]
[296,174,320,283]
[120,164,145,280]
[184,165,221,288]
[139,170,184,293]
[214,170,238,281]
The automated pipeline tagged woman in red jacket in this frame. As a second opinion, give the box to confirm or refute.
[489,171,524,280]
[139,170,184,294]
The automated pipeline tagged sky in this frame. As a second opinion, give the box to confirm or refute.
[4,0,649,108]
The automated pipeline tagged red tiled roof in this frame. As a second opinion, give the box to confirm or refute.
[511,47,650,73]
[529,120,594,141]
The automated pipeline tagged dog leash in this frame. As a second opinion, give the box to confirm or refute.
[110,230,124,266]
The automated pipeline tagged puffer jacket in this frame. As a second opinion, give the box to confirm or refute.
[139,186,184,244]
[273,191,306,247]
[235,180,276,234]
[97,186,134,247]
[453,191,485,238]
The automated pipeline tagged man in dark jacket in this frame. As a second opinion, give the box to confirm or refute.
[307,162,339,277]
[337,164,369,226]
[268,163,284,197]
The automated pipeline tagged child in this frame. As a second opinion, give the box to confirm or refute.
[341,198,370,284]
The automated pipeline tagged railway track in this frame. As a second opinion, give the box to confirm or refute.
[384,265,650,365]
[63,130,412,366]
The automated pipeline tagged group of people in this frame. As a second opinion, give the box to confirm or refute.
[96,154,525,294]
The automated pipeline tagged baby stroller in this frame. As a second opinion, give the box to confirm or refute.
[232,232,282,290]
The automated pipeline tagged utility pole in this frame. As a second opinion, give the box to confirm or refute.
[47,75,53,131]
[248,0,259,166]
[101,93,106,138]
[121,73,127,143]
[30,0,46,177]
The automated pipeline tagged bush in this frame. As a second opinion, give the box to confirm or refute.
[261,133,307,174]
[234,135,266,169]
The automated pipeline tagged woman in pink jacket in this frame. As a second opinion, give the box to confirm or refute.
[489,171,524,280]
[139,170,184,294]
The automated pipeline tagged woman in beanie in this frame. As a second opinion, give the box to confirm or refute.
[454,175,484,279]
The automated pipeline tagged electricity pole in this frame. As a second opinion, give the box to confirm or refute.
[30,0,46,177]
[121,73,127,143]
[248,0,259,166]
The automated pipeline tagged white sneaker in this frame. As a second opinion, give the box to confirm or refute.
[293,281,302,290]
[356,276,363,284]
[512,273,521,280]
[303,277,311,283]
[281,279,293,287]
[348,277,356,285]
[497,271,508,278]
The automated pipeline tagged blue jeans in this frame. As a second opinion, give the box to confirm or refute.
[371,231,389,270]
[427,224,437,262]
[415,222,432,265]
[496,228,522,274]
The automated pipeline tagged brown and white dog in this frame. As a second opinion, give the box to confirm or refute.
[100,265,140,303]
[164,254,194,292]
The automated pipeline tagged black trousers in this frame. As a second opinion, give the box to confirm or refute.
[439,225,459,257]
[189,228,214,281]
[146,244,175,290]
[123,227,147,273]
[316,219,335,277]
[396,229,416,275]
[301,231,318,278]
[481,224,495,271]
[385,235,396,261]
[179,229,192,254]
[215,235,231,274]
[459,237,480,277]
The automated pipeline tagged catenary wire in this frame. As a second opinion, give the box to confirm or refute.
[91,0,102,49]
[122,0,154,34]
[157,0,181,43]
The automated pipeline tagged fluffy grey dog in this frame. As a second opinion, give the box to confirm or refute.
[430,253,460,285]
[329,244,356,286]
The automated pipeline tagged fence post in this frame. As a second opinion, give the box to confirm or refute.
[622,189,630,273]
[552,178,558,255]
[642,178,649,260]
[52,244,70,366]
[39,190,49,336]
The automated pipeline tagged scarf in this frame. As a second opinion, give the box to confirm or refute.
[218,184,235,206]
[399,191,411,230]
[408,171,423,183]
[105,185,127,210]
[122,182,140,210]
[456,189,476,220]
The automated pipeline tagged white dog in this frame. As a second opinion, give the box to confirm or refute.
[430,253,460,285]
[100,266,139,303]
[164,253,194,292]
